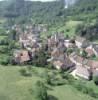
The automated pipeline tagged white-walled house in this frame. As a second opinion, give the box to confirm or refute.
[75,65,90,80]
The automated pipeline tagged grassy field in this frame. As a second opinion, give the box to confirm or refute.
[0,66,97,100]
[57,20,83,37]
[41,20,83,38]
[64,20,83,36]
[0,36,7,40]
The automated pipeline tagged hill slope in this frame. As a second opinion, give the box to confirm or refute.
[0,0,98,25]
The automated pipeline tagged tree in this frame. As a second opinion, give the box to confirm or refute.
[66,48,73,56]
[9,30,17,40]
[80,50,88,58]
[14,0,25,16]
[0,55,10,65]
[31,45,49,67]
[33,81,48,100]
[44,72,52,85]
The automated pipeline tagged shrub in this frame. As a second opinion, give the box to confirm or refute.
[81,86,88,94]
[19,68,32,77]
[44,72,52,85]
[74,81,83,91]
[93,76,98,85]
[47,63,54,69]
[74,80,98,98]
[66,48,74,55]
[0,39,9,45]
[65,75,74,84]
[51,79,66,86]
[0,55,10,65]
[61,72,69,79]
[87,88,96,98]
[80,50,88,58]
[33,81,48,100]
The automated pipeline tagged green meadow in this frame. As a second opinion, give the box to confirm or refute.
[0,66,97,100]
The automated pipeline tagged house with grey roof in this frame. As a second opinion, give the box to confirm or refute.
[75,65,91,80]
[92,44,98,56]
[13,50,30,64]
[52,56,75,70]
[75,36,90,48]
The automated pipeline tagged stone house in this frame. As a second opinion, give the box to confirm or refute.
[64,41,75,48]
[70,52,98,79]
[52,51,73,69]
[75,36,89,48]
[52,57,75,70]
[85,47,95,57]
[69,53,84,66]
[14,50,30,63]
[47,33,65,50]
[75,65,91,80]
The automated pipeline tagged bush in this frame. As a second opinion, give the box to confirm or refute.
[0,39,9,45]
[33,81,48,100]
[47,63,54,69]
[81,86,89,94]
[45,74,52,85]
[0,55,10,65]
[74,81,84,91]
[19,68,32,77]
[43,71,52,85]
[93,76,98,85]
[67,75,75,83]
[87,88,96,98]
[61,72,69,79]
[31,49,48,67]
[80,50,88,58]
[51,79,66,86]
[66,48,74,55]
[74,81,89,94]
[73,80,98,98]
[43,71,67,86]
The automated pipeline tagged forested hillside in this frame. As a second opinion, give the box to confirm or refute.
[0,0,98,40]
[0,0,98,25]
[0,0,65,25]
[67,0,98,21]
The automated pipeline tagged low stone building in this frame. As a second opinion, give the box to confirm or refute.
[75,36,89,48]
[52,57,75,70]
[75,65,91,80]
[85,47,95,57]
[69,53,84,66]
[14,50,30,63]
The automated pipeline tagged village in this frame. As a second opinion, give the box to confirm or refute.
[12,24,98,81]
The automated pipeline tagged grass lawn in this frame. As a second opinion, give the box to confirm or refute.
[49,85,95,100]
[0,66,97,100]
